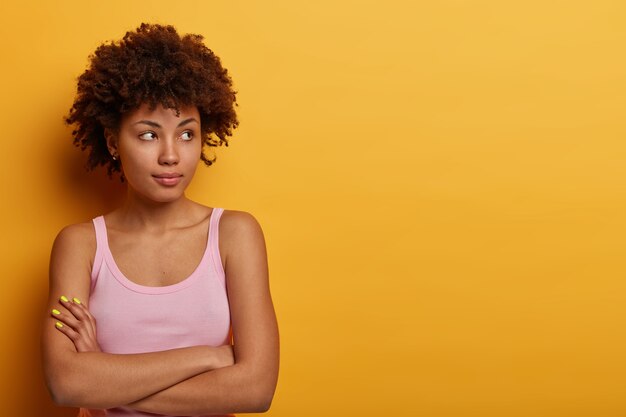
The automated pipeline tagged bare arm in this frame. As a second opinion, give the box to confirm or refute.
[41,223,231,409]
[127,211,280,415]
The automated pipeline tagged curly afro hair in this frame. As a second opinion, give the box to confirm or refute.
[65,23,239,178]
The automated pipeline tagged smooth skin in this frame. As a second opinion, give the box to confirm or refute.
[42,104,280,414]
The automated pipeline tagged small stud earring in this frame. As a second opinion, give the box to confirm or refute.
[112,155,117,161]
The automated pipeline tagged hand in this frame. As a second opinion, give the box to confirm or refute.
[52,296,101,353]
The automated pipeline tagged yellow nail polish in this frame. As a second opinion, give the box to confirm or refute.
[73,297,81,304]
[60,295,69,302]
[55,322,63,328]
[52,309,60,315]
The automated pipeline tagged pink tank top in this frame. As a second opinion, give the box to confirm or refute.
[81,208,233,417]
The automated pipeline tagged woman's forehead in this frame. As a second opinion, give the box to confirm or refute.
[122,103,200,124]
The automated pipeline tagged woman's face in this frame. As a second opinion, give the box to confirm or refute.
[108,103,202,203]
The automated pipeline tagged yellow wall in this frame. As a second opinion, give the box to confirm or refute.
[1,1,625,416]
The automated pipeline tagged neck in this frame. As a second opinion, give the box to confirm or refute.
[116,189,198,231]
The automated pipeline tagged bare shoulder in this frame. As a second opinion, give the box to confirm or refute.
[52,222,96,256]
[218,209,267,270]
[50,221,97,280]
[219,209,265,237]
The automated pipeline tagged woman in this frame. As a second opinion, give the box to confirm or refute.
[41,23,279,417]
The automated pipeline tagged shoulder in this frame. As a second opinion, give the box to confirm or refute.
[51,221,96,263]
[53,221,96,247]
[218,209,267,265]
[49,221,97,295]
[219,209,264,236]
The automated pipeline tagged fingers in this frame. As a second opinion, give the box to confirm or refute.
[52,295,96,339]
[52,295,101,352]
[61,296,97,335]
[52,319,82,344]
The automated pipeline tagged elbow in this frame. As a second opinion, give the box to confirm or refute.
[248,394,272,413]
[250,382,276,413]
[49,384,104,409]
[48,388,64,407]
[226,362,278,413]
[255,403,271,413]
[256,393,273,413]
[45,369,94,408]
[259,398,274,413]
[44,354,87,407]
[44,367,69,406]
[51,393,74,408]
[46,378,75,408]
[232,373,275,413]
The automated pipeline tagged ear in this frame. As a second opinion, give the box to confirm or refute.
[104,128,119,158]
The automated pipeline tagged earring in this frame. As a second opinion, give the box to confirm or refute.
[112,154,117,161]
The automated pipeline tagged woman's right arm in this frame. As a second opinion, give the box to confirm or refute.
[41,223,231,409]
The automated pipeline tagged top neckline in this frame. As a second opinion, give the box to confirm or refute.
[97,208,215,295]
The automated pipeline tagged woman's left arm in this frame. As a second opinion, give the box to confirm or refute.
[127,210,280,415]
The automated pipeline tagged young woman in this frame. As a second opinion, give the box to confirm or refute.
[41,23,279,417]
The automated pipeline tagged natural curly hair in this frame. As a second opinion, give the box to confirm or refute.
[65,23,238,178]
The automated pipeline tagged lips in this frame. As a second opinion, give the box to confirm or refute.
[152,173,183,186]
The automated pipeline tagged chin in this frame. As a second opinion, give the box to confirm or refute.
[130,187,186,204]
[152,191,187,203]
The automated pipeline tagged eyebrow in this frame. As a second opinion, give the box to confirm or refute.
[132,118,199,128]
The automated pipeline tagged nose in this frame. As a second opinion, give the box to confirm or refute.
[158,139,179,166]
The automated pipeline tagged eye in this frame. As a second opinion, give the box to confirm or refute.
[139,131,157,141]
[180,131,194,141]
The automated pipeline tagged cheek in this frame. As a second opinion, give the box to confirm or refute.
[119,154,150,177]
[183,143,203,163]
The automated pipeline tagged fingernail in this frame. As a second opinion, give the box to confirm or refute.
[60,295,69,302]
[55,322,63,328]
[73,297,81,304]
[52,309,60,315]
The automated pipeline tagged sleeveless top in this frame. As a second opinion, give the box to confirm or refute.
[80,208,233,417]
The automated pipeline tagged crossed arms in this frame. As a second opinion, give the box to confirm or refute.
[41,211,279,415]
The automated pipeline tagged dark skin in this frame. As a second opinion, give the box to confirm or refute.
[43,104,279,414]
[52,297,101,353]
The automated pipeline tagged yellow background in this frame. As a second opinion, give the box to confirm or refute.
[1,1,625,416]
